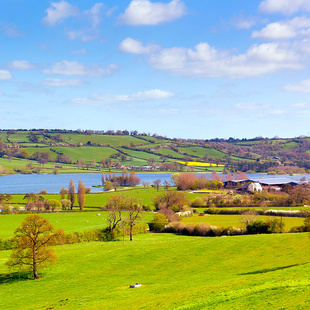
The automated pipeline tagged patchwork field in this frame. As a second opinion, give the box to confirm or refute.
[0,233,309,309]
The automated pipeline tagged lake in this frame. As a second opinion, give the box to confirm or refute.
[0,172,309,194]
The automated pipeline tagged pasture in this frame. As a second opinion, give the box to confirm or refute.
[0,233,309,309]
[181,214,304,232]
[0,212,155,239]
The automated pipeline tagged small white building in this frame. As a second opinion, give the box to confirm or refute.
[247,182,262,192]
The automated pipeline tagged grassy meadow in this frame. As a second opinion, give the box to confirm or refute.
[0,212,155,239]
[0,233,309,309]
[181,214,304,232]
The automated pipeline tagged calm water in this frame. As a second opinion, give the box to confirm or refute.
[0,172,309,194]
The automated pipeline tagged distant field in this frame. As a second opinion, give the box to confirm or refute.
[181,214,304,232]
[0,233,309,309]
[59,133,149,146]
[179,146,226,159]
[0,211,154,239]
[9,187,184,208]
[7,132,29,143]
[120,148,162,161]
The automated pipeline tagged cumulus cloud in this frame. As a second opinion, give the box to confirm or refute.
[252,22,296,40]
[119,38,159,54]
[259,0,310,15]
[118,0,187,26]
[43,2,105,41]
[145,41,301,79]
[0,70,12,80]
[252,17,310,40]
[42,1,79,26]
[43,60,118,77]
[42,78,84,87]
[284,79,310,92]
[8,60,35,70]
[70,89,174,105]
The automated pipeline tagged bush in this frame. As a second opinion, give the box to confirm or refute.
[191,197,205,208]
[98,227,121,241]
[246,218,284,234]
[149,213,169,232]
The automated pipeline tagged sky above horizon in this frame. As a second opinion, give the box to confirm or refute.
[1,0,310,140]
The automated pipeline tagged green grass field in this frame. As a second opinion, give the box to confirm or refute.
[0,212,155,239]
[181,214,304,232]
[0,233,309,309]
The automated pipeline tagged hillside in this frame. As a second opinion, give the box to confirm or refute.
[1,129,310,174]
[0,233,309,309]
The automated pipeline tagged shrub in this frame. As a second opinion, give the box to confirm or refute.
[98,227,121,241]
[149,213,169,232]
[246,218,284,234]
[191,197,205,208]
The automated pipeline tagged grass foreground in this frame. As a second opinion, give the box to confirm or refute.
[0,233,310,309]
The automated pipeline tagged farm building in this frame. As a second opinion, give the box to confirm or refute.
[224,177,308,192]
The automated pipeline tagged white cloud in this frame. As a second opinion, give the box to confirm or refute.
[66,29,99,42]
[259,0,310,15]
[42,1,79,26]
[43,2,105,41]
[119,38,159,54]
[230,16,258,30]
[119,0,187,26]
[252,22,296,40]
[42,78,84,87]
[252,17,310,40]
[8,60,35,70]
[0,70,12,80]
[70,89,174,105]
[285,79,310,92]
[85,3,104,27]
[43,60,118,77]
[146,41,300,79]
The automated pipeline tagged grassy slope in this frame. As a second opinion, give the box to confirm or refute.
[60,133,149,146]
[179,147,226,159]
[0,233,309,309]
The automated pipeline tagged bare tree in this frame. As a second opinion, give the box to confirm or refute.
[106,195,124,231]
[153,179,161,191]
[124,197,143,241]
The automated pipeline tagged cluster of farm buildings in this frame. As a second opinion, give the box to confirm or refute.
[224,177,308,193]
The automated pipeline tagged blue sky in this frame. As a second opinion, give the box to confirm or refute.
[1,0,310,139]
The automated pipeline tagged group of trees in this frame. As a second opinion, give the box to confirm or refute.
[105,194,143,241]
[66,179,86,210]
[102,170,141,189]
